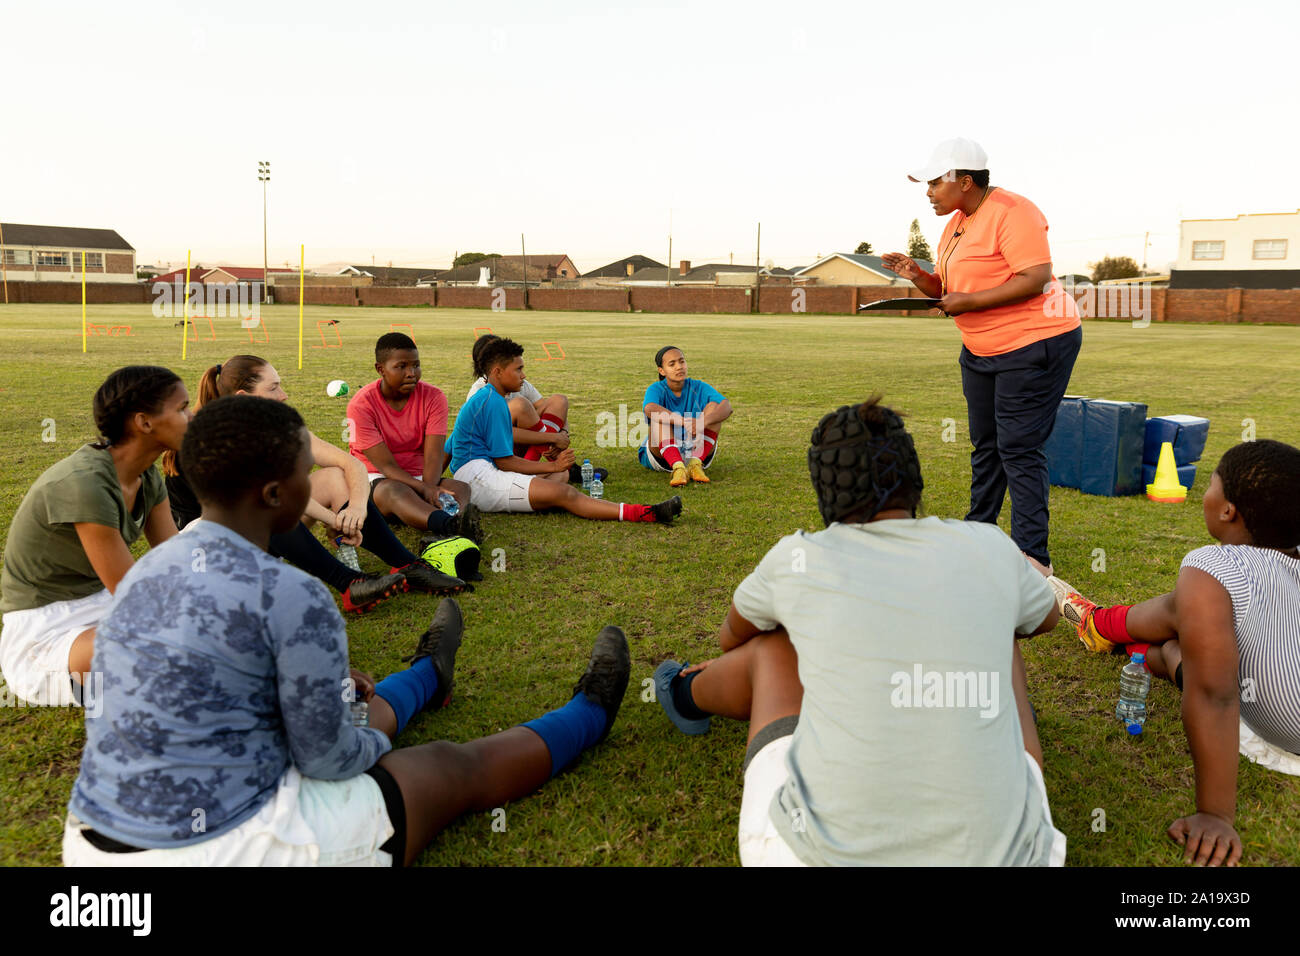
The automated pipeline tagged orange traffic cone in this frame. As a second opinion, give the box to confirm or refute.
[1146,441,1187,503]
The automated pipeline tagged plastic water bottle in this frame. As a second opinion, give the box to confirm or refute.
[350,698,369,727]
[589,476,604,499]
[1116,653,1151,734]
[437,491,460,516]
[581,459,593,492]
[335,537,362,573]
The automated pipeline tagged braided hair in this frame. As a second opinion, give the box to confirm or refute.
[90,366,182,450]
[808,396,923,527]
[1216,439,1300,549]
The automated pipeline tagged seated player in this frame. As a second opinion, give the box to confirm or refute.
[1051,439,1300,867]
[163,355,466,612]
[447,337,681,524]
[653,397,1065,866]
[62,395,633,866]
[468,333,608,484]
[348,332,476,536]
[1,366,187,706]
[640,346,732,487]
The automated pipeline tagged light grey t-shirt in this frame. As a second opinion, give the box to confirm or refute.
[732,517,1058,866]
[466,376,542,405]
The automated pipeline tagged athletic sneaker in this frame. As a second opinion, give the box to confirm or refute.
[395,560,467,595]
[403,598,464,711]
[1048,576,1114,652]
[341,571,406,615]
[686,458,710,483]
[669,462,689,487]
[653,660,711,735]
[571,625,631,743]
[651,495,683,524]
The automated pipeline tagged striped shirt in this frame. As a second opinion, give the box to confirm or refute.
[1182,544,1300,755]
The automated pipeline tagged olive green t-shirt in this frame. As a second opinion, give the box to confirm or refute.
[0,444,167,614]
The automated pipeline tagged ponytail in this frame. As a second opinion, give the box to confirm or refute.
[163,354,267,476]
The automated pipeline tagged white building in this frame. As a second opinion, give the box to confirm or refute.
[1172,209,1299,288]
[0,223,137,284]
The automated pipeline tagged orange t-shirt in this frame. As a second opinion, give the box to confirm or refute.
[935,188,1080,357]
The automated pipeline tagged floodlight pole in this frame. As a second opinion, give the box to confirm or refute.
[754,222,761,314]
[258,161,271,304]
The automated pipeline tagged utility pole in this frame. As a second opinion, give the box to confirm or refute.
[1142,231,1150,272]
[258,161,271,304]
[667,209,673,290]
[521,233,528,309]
[754,222,761,314]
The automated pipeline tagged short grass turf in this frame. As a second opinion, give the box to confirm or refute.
[1,303,1298,867]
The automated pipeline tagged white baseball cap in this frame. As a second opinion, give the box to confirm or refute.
[907,138,988,183]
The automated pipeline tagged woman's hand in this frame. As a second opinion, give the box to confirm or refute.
[1167,813,1242,867]
[938,291,979,316]
[881,253,921,280]
[335,503,367,539]
[349,668,376,702]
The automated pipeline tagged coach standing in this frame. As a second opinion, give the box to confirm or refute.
[883,138,1082,574]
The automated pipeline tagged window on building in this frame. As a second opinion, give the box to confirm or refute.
[1191,240,1224,260]
[3,249,32,266]
[37,250,70,267]
[71,252,105,270]
[1253,239,1287,260]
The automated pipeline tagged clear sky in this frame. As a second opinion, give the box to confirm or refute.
[4,0,1297,275]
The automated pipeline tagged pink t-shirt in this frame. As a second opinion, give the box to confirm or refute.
[347,379,448,477]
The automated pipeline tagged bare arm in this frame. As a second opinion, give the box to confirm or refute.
[493,449,575,476]
[1168,566,1243,866]
[940,263,1054,316]
[143,499,178,548]
[74,523,136,594]
[644,402,686,428]
[881,253,944,298]
[699,400,732,430]
[309,431,369,536]
[718,603,765,653]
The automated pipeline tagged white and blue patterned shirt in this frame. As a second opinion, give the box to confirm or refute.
[68,521,391,849]
[1182,544,1300,755]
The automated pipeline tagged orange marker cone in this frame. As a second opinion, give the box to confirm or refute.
[1146,441,1187,503]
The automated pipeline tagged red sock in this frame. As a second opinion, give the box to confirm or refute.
[702,429,718,457]
[522,421,546,461]
[619,503,653,522]
[658,444,684,468]
[1125,643,1152,672]
[1092,604,1134,644]
[539,412,565,433]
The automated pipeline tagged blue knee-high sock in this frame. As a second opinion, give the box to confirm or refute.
[374,657,438,736]
[520,694,607,778]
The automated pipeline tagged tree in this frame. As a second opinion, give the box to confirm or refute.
[453,252,503,268]
[855,241,873,255]
[906,220,933,262]
[1089,256,1140,282]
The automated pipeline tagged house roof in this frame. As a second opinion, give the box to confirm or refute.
[583,254,667,278]
[626,263,796,283]
[0,222,134,251]
[437,258,569,284]
[150,265,295,285]
[795,252,935,279]
[345,265,446,283]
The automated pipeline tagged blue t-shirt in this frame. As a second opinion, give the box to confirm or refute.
[448,385,515,474]
[67,521,391,849]
[641,378,726,423]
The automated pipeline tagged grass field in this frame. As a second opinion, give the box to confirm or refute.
[1,302,1298,867]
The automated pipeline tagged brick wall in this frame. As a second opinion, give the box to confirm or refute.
[629,287,751,313]
[0,281,150,303]
[527,288,629,312]
[105,253,134,274]
[758,286,858,314]
[358,287,437,307]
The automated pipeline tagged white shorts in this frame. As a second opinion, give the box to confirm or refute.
[452,458,534,513]
[0,589,113,706]
[1239,718,1300,775]
[368,472,422,483]
[737,734,1067,867]
[63,765,396,867]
